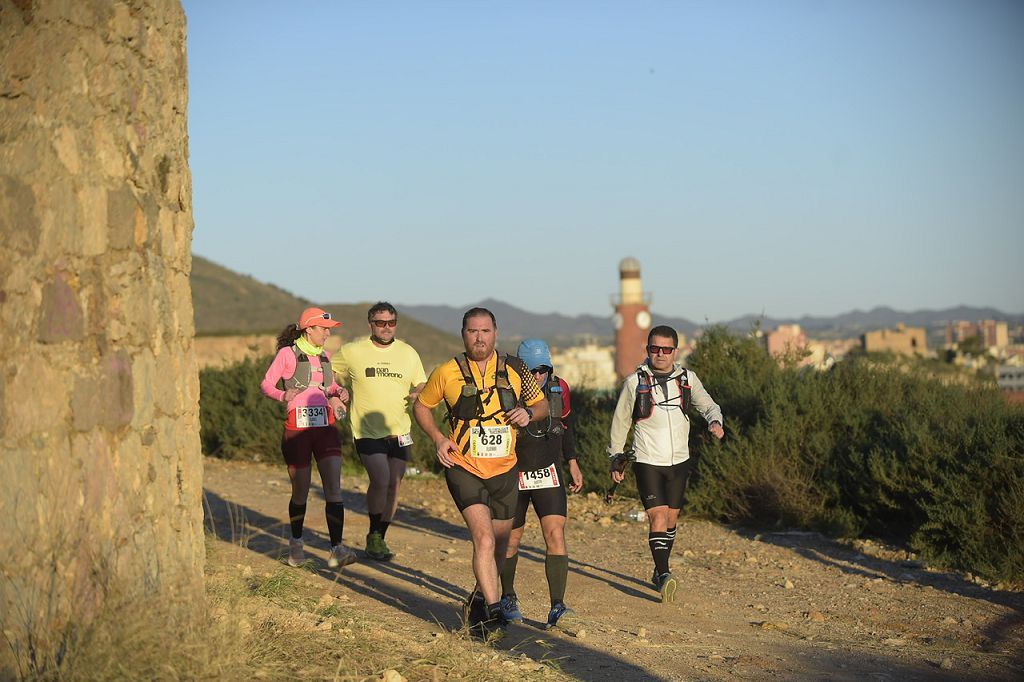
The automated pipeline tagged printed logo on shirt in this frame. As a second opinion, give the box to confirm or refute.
[365,365,404,379]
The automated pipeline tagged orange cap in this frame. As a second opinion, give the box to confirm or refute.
[298,307,341,329]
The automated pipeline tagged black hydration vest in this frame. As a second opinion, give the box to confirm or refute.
[632,367,690,422]
[523,375,565,439]
[447,353,520,441]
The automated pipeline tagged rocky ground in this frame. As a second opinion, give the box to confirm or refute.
[203,458,1023,681]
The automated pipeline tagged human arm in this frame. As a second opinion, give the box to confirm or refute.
[413,398,458,468]
[688,370,724,439]
[560,380,583,492]
[260,349,297,402]
[608,376,637,482]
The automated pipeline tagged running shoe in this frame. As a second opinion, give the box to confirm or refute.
[656,571,678,603]
[545,602,576,629]
[287,538,304,567]
[498,594,524,623]
[327,544,357,569]
[365,531,393,561]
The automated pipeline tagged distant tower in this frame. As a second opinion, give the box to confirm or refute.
[612,257,652,381]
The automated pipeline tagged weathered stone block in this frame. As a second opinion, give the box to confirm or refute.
[38,271,85,343]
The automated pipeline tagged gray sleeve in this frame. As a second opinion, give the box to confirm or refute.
[687,370,723,426]
[608,375,636,456]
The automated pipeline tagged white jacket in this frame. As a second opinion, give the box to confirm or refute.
[608,362,723,466]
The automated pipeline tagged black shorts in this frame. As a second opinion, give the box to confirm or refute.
[512,473,568,529]
[354,437,412,461]
[281,426,342,468]
[444,466,518,521]
[634,460,693,510]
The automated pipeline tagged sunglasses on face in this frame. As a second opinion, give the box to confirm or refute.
[371,319,397,328]
[531,365,552,376]
[647,345,676,356]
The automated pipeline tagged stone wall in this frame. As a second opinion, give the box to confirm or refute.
[0,0,202,666]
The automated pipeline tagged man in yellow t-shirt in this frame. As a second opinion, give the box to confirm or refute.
[414,307,548,634]
[332,302,426,561]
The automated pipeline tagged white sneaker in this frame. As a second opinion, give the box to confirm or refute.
[328,544,357,569]
[287,538,304,567]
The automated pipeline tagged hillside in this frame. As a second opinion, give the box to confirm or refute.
[191,255,462,368]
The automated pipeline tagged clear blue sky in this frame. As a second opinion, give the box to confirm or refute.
[183,0,1023,322]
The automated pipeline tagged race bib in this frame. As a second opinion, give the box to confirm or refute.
[518,464,560,491]
[397,433,413,447]
[295,405,328,428]
[470,425,512,458]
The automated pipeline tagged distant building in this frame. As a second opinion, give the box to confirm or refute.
[861,324,927,356]
[762,324,808,359]
[551,341,617,390]
[945,320,1009,350]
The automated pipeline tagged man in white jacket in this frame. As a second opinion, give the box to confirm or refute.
[608,325,724,603]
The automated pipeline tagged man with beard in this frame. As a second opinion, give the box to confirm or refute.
[608,325,724,603]
[333,302,427,561]
[414,307,548,634]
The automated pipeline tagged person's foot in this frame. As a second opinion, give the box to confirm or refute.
[365,531,393,561]
[327,544,357,569]
[545,602,576,629]
[473,605,508,639]
[498,594,523,623]
[656,572,678,603]
[287,538,304,567]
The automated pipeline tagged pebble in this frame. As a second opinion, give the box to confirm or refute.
[806,611,826,622]
[940,657,954,670]
[599,517,613,527]
[638,627,647,638]
[381,670,406,682]
[576,629,587,639]
[883,638,908,647]
[941,616,957,625]
[784,580,795,589]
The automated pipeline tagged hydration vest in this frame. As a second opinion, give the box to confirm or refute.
[524,375,565,439]
[632,366,690,422]
[284,345,334,398]
[448,353,521,441]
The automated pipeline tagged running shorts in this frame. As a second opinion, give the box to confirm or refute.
[281,425,343,468]
[633,460,693,510]
[354,436,412,461]
[444,465,518,521]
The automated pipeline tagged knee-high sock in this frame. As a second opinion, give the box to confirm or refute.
[325,501,345,546]
[288,501,307,540]
[649,531,671,576]
[545,554,569,606]
[666,526,677,556]
[500,552,519,597]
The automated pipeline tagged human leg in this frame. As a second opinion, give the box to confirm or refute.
[358,449,394,559]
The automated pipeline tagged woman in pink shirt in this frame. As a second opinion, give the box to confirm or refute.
[261,307,356,569]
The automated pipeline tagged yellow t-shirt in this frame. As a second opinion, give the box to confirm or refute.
[418,351,545,478]
[332,337,427,440]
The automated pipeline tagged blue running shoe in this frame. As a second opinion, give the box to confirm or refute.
[499,594,523,623]
[545,602,576,629]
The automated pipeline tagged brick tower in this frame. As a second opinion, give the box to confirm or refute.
[612,257,652,381]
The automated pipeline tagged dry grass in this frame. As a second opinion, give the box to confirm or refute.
[4,534,566,681]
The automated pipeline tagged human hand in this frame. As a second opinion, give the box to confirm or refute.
[283,388,301,402]
[568,460,584,493]
[504,406,531,427]
[434,438,459,468]
[709,421,724,439]
[329,396,347,420]
[611,469,625,484]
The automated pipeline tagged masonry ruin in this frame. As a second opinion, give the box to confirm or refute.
[1,0,203,669]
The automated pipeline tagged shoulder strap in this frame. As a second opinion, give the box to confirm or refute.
[454,353,475,385]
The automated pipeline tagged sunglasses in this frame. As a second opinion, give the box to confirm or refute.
[531,365,552,376]
[371,319,397,328]
[647,345,676,355]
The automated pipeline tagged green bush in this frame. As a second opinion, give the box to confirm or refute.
[199,335,1024,582]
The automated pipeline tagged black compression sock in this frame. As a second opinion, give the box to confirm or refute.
[368,512,382,535]
[288,501,307,539]
[325,501,345,546]
[545,554,569,605]
[649,531,671,576]
[666,526,677,556]
[380,520,391,538]
[500,552,519,597]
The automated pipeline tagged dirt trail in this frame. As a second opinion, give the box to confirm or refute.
[203,458,1023,681]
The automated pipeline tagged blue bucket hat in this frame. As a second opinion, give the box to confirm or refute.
[517,338,553,372]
